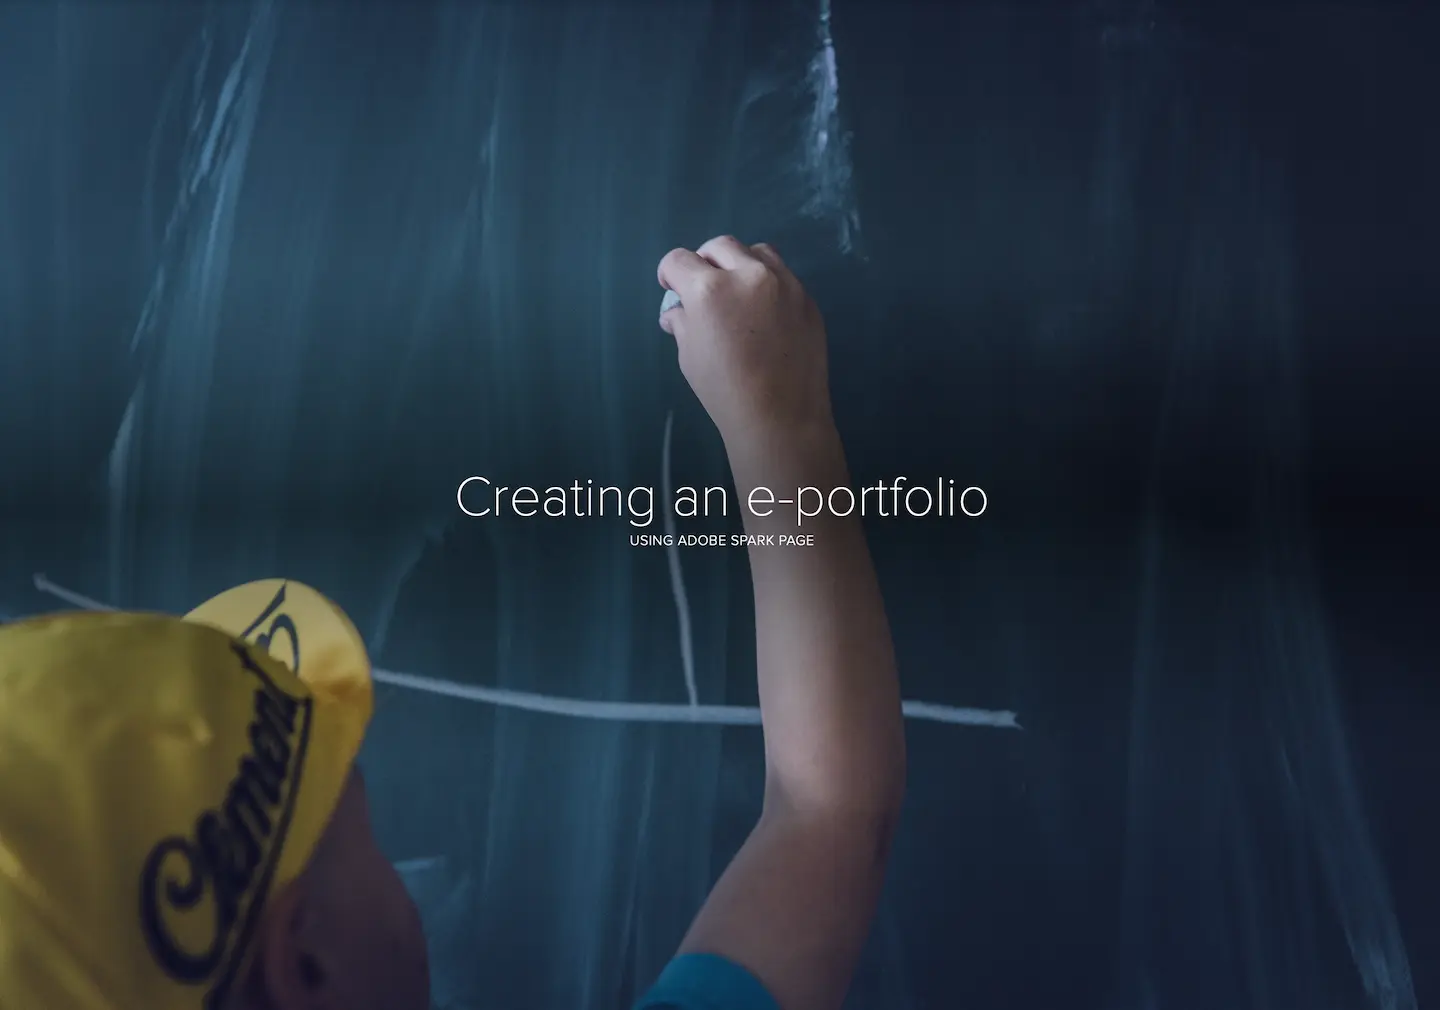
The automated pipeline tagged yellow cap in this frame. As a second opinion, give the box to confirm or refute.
[0,579,373,1010]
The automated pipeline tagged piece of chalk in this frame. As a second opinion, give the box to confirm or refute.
[660,289,682,314]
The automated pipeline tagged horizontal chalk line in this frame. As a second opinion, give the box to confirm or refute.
[29,572,1021,730]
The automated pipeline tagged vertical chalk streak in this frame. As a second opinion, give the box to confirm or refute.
[662,410,699,707]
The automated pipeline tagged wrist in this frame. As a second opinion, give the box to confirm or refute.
[724,418,849,496]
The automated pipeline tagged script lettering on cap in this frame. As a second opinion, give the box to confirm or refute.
[139,584,313,1009]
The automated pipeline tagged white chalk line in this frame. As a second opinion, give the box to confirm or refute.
[35,575,116,612]
[662,410,699,707]
[29,572,1021,729]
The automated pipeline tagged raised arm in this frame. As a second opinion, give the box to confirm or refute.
[651,236,907,1010]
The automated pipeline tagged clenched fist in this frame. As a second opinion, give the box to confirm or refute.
[657,236,836,453]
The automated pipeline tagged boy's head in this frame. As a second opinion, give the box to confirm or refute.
[0,580,428,1010]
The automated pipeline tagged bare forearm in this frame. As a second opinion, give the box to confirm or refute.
[658,238,904,1010]
[726,423,906,818]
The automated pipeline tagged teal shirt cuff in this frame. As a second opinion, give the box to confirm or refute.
[634,953,780,1010]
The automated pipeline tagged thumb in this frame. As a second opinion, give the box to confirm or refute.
[658,288,684,335]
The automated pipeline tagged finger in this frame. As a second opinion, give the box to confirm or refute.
[696,234,760,271]
[659,308,682,337]
[748,241,787,274]
[659,289,686,337]
[657,247,715,300]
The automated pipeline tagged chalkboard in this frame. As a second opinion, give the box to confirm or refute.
[2,2,1437,1008]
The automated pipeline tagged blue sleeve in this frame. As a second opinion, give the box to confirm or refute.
[633,953,780,1010]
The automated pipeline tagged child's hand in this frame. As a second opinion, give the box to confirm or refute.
[658,236,836,453]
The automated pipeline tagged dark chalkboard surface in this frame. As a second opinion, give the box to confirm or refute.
[2,1,1437,1008]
